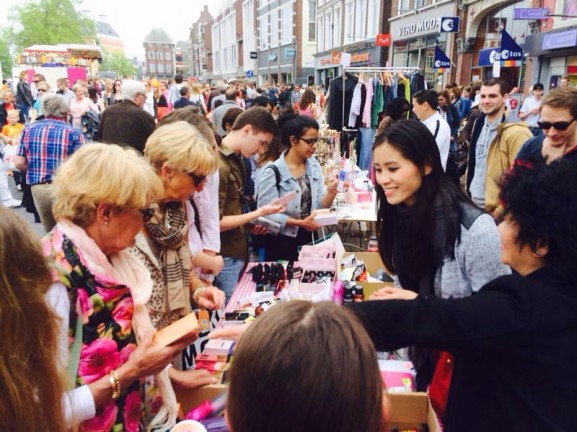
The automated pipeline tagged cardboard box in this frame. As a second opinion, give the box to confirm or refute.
[176,386,440,431]
[341,252,394,298]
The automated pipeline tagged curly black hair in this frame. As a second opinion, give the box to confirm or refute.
[499,158,577,283]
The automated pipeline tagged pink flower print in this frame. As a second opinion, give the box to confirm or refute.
[80,400,117,432]
[78,339,121,384]
[97,283,129,304]
[76,288,93,323]
[112,297,134,336]
[123,390,143,432]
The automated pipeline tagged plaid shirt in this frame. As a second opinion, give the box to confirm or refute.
[17,118,84,185]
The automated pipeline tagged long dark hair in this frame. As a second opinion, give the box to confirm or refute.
[374,120,471,283]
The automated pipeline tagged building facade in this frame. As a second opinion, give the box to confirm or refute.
[191,5,214,80]
[143,29,175,79]
[314,0,387,88]
[256,0,317,86]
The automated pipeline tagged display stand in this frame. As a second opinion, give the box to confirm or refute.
[340,66,421,133]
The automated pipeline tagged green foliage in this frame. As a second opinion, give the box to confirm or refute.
[100,51,137,79]
[8,0,96,51]
[0,34,12,79]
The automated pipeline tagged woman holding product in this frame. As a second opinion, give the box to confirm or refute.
[257,115,338,261]
[44,143,194,431]
[370,120,509,391]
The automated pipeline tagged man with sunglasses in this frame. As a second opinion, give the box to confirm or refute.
[516,87,577,164]
[466,78,532,218]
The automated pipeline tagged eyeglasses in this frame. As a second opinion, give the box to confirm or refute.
[299,137,319,146]
[537,118,576,131]
[139,207,155,223]
[187,171,207,185]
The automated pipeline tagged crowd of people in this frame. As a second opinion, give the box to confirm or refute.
[1,70,577,431]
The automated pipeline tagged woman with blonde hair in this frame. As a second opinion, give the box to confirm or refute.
[189,83,207,115]
[45,143,194,431]
[133,122,224,332]
[69,83,98,131]
[103,79,114,107]
[0,207,66,431]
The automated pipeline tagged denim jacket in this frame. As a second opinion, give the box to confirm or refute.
[257,152,326,237]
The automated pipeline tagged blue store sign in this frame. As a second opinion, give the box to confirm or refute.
[478,47,501,67]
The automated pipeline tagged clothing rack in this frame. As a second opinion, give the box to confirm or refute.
[340,66,421,134]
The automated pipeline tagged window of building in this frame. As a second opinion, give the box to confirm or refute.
[308,0,316,42]
[367,0,379,36]
[271,10,279,47]
[344,0,353,44]
[355,0,367,40]
[334,6,341,47]
[397,0,410,15]
[318,15,325,51]
[281,5,293,44]
[325,10,333,49]
[414,0,425,9]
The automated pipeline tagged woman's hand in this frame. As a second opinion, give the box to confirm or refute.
[327,178,339,195]
[369,286,418,301]
[208,323,251,343]
[299,213,321,232]
[258,203,285,217]
[121,328,194,383]
[169,368,218,390]
[195,286,225,310]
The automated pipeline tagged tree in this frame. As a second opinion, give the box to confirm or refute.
[100,51,137,79]
[0,32,12,79]
[8,0,96,51]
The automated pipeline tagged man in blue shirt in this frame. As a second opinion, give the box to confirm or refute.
[15,94,84,232]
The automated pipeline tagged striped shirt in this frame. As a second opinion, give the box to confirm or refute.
[17,118,84,185]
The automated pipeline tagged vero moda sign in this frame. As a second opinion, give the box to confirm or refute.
[500,30,523,67]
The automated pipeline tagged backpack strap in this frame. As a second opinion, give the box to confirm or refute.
[266,165,281,193]
[434,120,440,139]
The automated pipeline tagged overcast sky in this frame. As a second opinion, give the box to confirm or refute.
[1,0,224,59]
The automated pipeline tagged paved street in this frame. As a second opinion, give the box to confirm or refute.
[4,176,45,238]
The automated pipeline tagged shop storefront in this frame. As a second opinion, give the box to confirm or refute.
[315,52,341,89]
[389,3,455,88]
[315,43,382,89]
[525,28,577,89]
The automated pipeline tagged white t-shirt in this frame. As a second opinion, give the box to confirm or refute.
[422,112,451,171]
[519,96,540,127]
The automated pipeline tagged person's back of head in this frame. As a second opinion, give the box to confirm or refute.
[0,206,66,431]
[499,158,577,284]
[385,97,410,121]
[121,80,146,102]
[42,94,70,119]
[227,301,385,432]
[180,86,190,97]
[219,84,228,94]
[174,74,184,84]
[225,86,237,101]
[251,95,272,109]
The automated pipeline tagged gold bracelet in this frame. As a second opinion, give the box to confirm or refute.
[109,369,121,400]
[192,286,207,304]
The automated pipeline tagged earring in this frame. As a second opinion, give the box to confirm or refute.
[104,219,109,225]
[533,250,542,257]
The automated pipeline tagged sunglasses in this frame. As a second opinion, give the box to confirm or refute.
[139,207,155,223]
[537,118,575,131]
[187,171,207,185]
[299,137,319,146]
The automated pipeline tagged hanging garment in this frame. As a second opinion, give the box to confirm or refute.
[361,77,373,128]
[328,74,359,130]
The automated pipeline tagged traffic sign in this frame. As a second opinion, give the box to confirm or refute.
[245,70,254,78]
[513,8,549,19]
